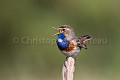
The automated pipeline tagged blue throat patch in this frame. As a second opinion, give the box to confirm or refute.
[56,33,69,49]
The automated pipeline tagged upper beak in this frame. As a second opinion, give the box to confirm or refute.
[54,31,60,36]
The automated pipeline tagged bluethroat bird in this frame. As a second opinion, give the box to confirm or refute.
[53,25,92,58]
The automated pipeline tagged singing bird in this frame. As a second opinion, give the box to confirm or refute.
[54,25,92,58]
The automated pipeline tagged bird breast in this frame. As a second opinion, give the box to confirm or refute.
[57,38,76,52]
[57,39,70,49]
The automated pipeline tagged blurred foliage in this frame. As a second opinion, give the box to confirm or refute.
[0,0,120,80]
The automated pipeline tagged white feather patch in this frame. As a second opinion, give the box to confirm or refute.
[58,39,63,42]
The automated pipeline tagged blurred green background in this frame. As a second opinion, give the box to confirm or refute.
[0,0,120,80]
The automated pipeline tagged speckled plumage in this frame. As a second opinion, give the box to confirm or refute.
[55,25,92,58]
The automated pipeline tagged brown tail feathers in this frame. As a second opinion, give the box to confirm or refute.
[77,35,92,49]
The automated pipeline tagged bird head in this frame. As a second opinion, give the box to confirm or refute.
[53,25,75,40]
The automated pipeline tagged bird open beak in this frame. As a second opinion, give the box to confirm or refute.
[54,31,60,36]
[52,27,60,36]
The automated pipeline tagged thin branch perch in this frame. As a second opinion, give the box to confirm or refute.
[62,57,75,80]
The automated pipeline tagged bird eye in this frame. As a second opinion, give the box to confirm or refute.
[62,29,65,31]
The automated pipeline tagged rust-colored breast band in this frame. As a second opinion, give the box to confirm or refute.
[64,41,75,52]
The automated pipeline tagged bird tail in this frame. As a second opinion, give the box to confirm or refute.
[77,35,92,49]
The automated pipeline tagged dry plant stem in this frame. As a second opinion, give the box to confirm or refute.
[62,57,75,80]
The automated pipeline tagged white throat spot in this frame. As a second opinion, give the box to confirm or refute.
[58,39,63,42]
